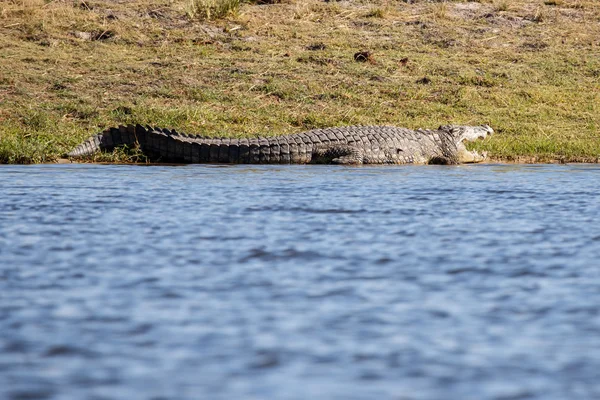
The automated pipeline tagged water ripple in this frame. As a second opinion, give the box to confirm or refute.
[1,164,600,400]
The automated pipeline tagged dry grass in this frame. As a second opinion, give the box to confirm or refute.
[186,0,240,20]
[0,0,599,163]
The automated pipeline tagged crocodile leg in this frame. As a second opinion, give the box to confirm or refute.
[311,144,364,165]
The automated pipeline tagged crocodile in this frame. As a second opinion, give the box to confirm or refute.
[67,124,493,165]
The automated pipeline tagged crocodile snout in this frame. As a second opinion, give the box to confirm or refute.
[482,125,494,137]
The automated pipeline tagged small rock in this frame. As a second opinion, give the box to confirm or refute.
[73,31,92,41]
[354,51,375,63]
[91,30,115,41]
[416,76,431,84]
[307,43,326,51]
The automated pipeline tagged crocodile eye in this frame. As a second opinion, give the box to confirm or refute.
[396,148,403,154]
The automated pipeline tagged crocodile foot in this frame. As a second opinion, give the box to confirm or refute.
[311,145,364,165]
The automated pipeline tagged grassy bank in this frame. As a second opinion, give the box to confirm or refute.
[1,0,599,163]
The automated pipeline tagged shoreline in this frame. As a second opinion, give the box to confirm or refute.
[45,157,600,166]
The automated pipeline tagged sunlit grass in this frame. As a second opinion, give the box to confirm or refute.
[186,0,240,20]
[0,0,599,163]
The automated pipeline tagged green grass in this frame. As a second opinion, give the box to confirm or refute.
[0,0,599,163]
[186,0,240,20]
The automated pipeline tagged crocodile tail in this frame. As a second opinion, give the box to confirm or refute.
[67,124,149,158]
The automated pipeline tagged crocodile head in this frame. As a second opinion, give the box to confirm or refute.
[439,124,494,143]
[438,125,494,163]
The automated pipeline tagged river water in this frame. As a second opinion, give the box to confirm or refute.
[1,164,599,400]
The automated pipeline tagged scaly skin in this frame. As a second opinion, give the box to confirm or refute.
[67,124,493,165]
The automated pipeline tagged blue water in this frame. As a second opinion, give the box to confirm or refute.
[1,163,600,400]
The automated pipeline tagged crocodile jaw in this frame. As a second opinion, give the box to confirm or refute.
[457,148,488,163]
[450,125,493,163]
[458,125,494,143]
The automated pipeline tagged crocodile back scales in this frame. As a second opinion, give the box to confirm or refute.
[67,124,461,164]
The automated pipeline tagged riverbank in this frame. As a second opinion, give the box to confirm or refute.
[50,156,600,166]
[1,0,599,164]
